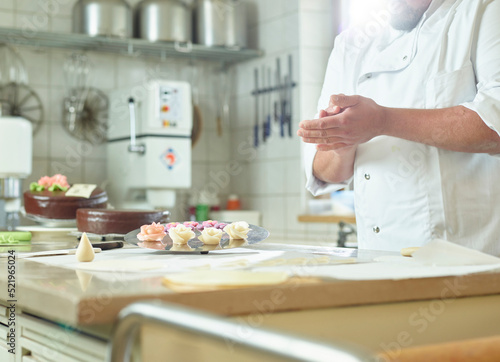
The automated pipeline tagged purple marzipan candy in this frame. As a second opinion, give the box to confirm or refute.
[183,221,199,230]
[215,222,227,229]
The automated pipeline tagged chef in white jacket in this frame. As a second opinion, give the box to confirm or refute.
[299,0,500,256]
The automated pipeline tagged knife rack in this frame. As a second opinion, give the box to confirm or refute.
[251,54,297,146]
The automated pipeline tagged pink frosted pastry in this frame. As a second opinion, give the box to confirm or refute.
[198,227,223,245]
[223,221,250,240]
[164,222,180,231]
[137,222,166,242]
[168,224,195,245]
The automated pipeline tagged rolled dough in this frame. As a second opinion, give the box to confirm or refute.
[162,270,289,288]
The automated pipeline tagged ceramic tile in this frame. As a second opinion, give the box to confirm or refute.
[233,94,255,129]
[300,47,331,85]
[49,49,77,88]
[15,11,51,32]
[51,15,72,33]
[299,0,332,12]
[205,129,231,163]
[284,195,307,233]
[17,48,50,86]
[262,195,286,231]
[86,52,117,90]
[83,159,107,186]
[191,163,209,195]
[49,156,83,183]
[300,11,336,49]
[204,162,232,197]
[257,0,285,23]
[32,121,50,159]
[300,83,323,120]
[23,158,49,191]
[229,160,250,196]
[0,9,15,27]
[264,159,286,195]
[284,158,303,194]
[0,0,14,11]
[116,57,149,88]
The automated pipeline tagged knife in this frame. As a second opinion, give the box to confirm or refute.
[0,248,102,259]
[288,54,294,137]
[276,57,285,138]
[254,68,259,148]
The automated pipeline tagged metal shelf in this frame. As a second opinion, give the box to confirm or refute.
[0,27,263,64]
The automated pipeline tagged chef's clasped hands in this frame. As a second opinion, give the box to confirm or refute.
[297,94,386,151]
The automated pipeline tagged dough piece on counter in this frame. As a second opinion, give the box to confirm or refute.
[162,270,289,288]
[223,221,250,240]
[168,224,195,245]
[401,247,420,257]
[76,232,95,262]
[198,227,223,245]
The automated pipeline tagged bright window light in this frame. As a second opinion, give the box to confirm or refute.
[349,0,388,28]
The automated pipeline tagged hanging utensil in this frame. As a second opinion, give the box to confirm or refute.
[253,67,259,148]
[62,87,108,144]
[276,57,285,138]
[265,67,272,139]
[287,54,293,138]
[185,60,203,148]
[0,83,44,134]
[261,65,266,143]
[0,44,29,86]
[63,53,92,134]
[215,66,229,137]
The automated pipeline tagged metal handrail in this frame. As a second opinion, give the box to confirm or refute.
[108,301,374,362]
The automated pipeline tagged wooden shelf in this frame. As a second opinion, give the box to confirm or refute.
[297,214,356,224]
[0,27,263,64]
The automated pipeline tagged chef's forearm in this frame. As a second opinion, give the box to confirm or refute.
[313,147,356,184]
[381,105,500,153]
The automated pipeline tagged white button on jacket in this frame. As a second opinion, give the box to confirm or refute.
[304,0,500,255]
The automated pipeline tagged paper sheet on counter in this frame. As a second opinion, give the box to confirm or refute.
[25,240,500,281]
[255,239,500,280]
[25,247,354,280]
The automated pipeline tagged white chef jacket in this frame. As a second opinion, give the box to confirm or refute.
[304,0,500,255]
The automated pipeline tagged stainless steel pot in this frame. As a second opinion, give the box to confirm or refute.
[135,0,192,43]
[73,0,132,38]
[195,0,247,48]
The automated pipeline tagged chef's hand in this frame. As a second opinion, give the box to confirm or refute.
[297,94,386,151]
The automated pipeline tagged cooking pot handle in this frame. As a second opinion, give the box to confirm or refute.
[174,41,192,53]
[160,211,171,222]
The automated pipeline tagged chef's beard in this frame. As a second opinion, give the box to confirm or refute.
[388,0,431,31]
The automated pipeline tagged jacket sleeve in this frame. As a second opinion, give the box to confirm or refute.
[461,0,500,155]
[303,33,353,196]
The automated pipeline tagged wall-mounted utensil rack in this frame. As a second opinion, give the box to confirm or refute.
[0,27,264,64]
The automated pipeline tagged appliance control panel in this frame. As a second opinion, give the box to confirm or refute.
[158,85,184,128]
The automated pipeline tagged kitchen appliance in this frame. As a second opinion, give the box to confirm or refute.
[73,0,133,38]
[135,0,192,42]
[107,80,192,209]
[195,0,247,48]
[0,109,32,230]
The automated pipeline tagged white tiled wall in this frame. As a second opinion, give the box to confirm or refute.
[1,0,345,244]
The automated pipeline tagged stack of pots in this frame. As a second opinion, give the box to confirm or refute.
[135,0,248,47]
[73,0,247,47]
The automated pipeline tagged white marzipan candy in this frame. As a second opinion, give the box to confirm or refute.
[198,227,223,245]
[223,221,250,240]
[76,232,95,262]
[168,224,195,244]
